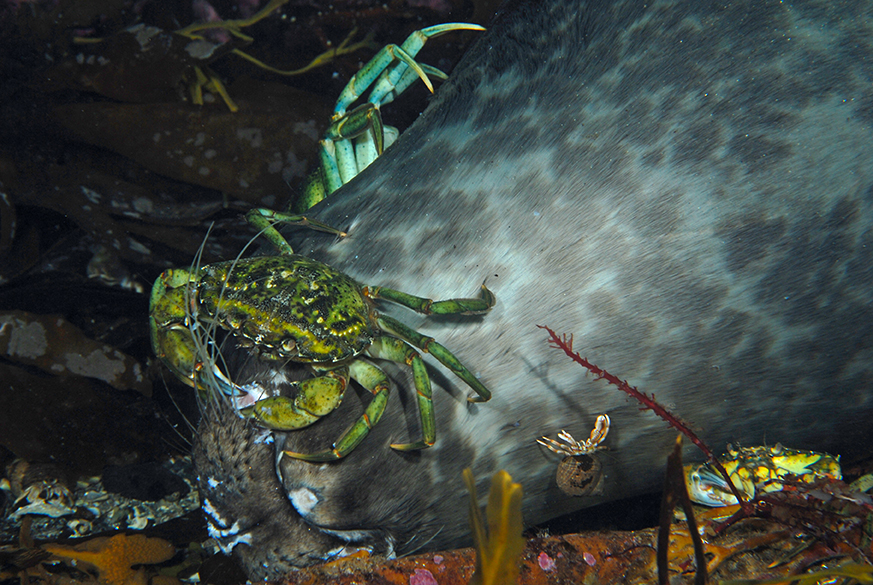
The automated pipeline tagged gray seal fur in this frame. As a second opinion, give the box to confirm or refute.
[196,0,873,578]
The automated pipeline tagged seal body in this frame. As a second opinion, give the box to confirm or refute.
[199,0,873,576]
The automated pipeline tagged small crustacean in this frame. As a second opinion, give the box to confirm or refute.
[298,22,486,210]
[538,414,610,497]
[1,459,76,520]
[684,443,842,507]
[150,208,494,462]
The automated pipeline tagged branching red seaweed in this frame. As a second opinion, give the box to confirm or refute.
[537,325,750,513]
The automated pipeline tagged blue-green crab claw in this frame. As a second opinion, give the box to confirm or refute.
[298,22,486,210]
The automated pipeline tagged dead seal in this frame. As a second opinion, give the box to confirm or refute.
[197,0,873,577]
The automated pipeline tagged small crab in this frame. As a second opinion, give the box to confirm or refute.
[538,414,610,497]
[684,443,842,507]
[2,459,76,520]
[150,208,494,462]
[298,22,485,210]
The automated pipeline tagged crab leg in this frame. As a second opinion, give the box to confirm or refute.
[244,208,347,255]
[366,282,495,315]
[363,23,483,108]
[284,359,392,461]
[328,23,485,182]
[297,23,486,211]
[333,23,484,116]
[376,314,491,402]
[324,104,386,182]
[368,336,436,452]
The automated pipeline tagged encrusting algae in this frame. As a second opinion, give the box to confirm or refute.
[42,534,176,585]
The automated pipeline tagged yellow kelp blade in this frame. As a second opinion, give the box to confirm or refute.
[463,468,525,585]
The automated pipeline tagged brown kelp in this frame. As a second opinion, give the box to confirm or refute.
[463,469,525,585]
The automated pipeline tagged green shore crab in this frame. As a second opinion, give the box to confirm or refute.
[298,22,485,210]
[150,208,494,462]
[684,444,842,506]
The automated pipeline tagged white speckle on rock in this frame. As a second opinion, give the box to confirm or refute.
[237,127,263,148]
[0,316,48,359]
[199,166,211,176]
[268,159,283,173]
[63,348,125,385]
[282,151,306,182]
[130,24,162,49]
[183,155,195,167]
[185,39,220,60]
[202,498,228,527]
[81,186,101,204]
[293,119,320,142]
[133,197,153,213]
[128,238,151,255]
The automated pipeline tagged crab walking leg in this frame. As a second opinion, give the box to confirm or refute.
[365,283,495,315]
[313,141,343,196]
[244,208,347,255]
[334,23,486,115]
[334,45,431,116]
[322,104,386,182]
[284,360,392,462]
[325,104,386,154]
[245,366,349,430]
[327,24,486,185]
[368,336,436,452]
[376,314,491,402]
[385,63,449,106]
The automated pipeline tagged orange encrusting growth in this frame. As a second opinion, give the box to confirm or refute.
[43,534,175,585]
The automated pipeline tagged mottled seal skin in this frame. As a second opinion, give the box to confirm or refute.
[199,0,873,577]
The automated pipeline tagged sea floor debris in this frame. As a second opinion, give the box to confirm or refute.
[270,513,873,585]
[0,457,199,543]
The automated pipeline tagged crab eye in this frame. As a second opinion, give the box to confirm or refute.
[282,339,297,353]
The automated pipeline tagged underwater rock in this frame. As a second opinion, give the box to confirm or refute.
[0,310,149,395]
[56,91,329,204]
[102,462,190,502]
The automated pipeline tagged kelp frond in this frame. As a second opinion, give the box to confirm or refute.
[463,468,525,585]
